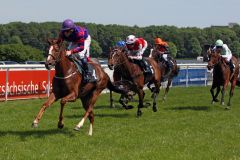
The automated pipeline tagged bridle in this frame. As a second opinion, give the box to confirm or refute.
[110,48,129,68]
[47,44,78,79]
[208,52,221,69]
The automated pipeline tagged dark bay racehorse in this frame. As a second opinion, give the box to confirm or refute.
[206,46,239,108]
[150,47,179,101]
[108,47,162,116]
[32,39,127,135]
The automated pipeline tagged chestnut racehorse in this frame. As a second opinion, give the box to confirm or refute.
[206,47,239,108]
[150,47,179,101]
[108,47,162,116]
[32,39,127,135]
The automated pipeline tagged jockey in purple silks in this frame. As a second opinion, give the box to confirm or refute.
[58,19,93,81]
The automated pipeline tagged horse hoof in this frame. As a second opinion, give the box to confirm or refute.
[32,122,38,128]
[137,111,142,117]
[153,106,158,112]
[225,107,231,110]
[58,123,64,129]
[211,101,215,104]
[221,102,225,105]
[74,126,80,131]
[126,105,134,110]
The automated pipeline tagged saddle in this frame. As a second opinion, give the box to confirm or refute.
[68,54,97,83]
[132,58,153,75]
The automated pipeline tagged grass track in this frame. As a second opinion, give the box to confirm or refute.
[0,86,240,160]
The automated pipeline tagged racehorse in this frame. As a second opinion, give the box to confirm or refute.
[108,46,162,116]
[206,46,239,108]
[109,56,136,109]
[32,39,127,135]
[150,47,179,101]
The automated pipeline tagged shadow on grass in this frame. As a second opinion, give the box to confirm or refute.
[165,106,210,111]
[0,128,75,140]
[65,113,130,119]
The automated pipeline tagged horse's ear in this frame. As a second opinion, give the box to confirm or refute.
[148,43,153,49]
[47,38,53,45]
[56,38,63,44]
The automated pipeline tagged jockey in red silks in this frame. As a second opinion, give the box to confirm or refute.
[58,19,93,81]
[125,35,152,74]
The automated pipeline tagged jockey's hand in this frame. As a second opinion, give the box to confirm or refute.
[66,50,72,56]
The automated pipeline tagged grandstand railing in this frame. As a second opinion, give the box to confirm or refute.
[0,63,213,101]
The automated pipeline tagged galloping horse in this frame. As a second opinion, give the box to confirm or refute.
[150,47,179,101]
[108,47,162,116]
[32,39,127,135]
[206,46,239,108]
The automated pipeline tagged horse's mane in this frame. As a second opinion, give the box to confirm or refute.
[232,53,239,59]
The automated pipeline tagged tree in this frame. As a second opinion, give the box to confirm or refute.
[168,42,177,58]
[90,39,103,58]
[231,41,240,57]
[8,35,23,44]
[0,44,44,62]
[187,37,202,58]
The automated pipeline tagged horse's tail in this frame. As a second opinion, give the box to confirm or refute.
[172,63,180,77]
[107,79,128,95]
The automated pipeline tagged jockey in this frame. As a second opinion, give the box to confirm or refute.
[116,40,126,48]
[151,38,173,72]
[125,35,151,74]
[58,19,93,82]
[213,39,234,73]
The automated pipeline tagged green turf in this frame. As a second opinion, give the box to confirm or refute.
[0,86,240,160]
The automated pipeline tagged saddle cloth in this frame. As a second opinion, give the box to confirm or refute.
[69,54,98,82]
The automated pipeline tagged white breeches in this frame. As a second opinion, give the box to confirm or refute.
[221,53,232,62]
[162,54,168,61]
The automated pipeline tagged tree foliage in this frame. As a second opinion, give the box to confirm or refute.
[0,22,240,61]
[0,44,44,62]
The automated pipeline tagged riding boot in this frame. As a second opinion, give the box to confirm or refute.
[141,59,152,75]
[81,58,92,82]
[165,60,173,76]
[228,59,235,73]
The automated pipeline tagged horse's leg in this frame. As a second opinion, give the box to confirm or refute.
[210,84,217,104]
[58,102,65,129]
[58,92,78,129]
[88,111,94,136]
[136,89,145,117]
[74,90,101,135]
[214,86,220,102]
[221,83,228,106]
[147,81,155,99]
[227,80,236,107]
[119,94,130,109]
[152,82,160,112]
[163,78,172,102]
[32,93,56,127]
[109,90,115,108]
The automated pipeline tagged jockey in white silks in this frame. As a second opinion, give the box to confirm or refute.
[213,39,235,73]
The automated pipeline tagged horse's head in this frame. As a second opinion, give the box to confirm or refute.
[151,47,161,60]
[207,50,221,70]
[45,39,64,70]
[108,46,127,70]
